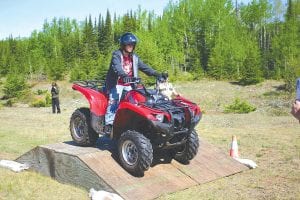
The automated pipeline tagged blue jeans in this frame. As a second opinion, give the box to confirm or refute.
[105,85,132,125]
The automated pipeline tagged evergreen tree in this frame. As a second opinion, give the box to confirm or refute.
[4,73,27,99]
[101,10,113,55]
[0,0,298,87]
[239,39,262,85]
[97,14,104,51]
[274,0,300,91]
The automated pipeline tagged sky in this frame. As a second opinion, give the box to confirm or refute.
[0,0,273,40]
[0,0,170,39]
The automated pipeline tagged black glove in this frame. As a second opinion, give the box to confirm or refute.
[162,72,168,79]
[156,72,168,82]
[132,77,141,84]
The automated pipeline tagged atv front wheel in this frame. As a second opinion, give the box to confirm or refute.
[174,130,199,164]
[70,107,99,146]
[118,130,153,176]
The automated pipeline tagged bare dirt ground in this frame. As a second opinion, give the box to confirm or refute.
[0,80,299,200]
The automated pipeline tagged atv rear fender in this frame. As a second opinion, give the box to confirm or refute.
[72,84,108,116]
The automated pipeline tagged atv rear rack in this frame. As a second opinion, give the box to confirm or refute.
[73,80,105,91]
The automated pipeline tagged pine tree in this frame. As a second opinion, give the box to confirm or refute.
[101,10,113,55]
[97,14,104,51]
[282,0,300,91]
[239,40,262,85]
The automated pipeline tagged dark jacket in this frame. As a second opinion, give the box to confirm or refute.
[105,50,158,92]
[51,86,59,99]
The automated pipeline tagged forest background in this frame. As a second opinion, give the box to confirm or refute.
[0,0,299,102]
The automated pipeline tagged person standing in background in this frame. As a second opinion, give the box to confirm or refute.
[291,78,300,123]
[51,82,61,114]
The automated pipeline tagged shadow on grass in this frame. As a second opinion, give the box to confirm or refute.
[229,80,260,86]
[273,84,287,91]
[229,81,243,86]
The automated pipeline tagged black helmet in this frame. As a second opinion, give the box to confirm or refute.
[120,32,138,46]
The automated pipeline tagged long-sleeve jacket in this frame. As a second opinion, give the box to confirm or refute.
[51,86,59,99]
[105,49,158,92]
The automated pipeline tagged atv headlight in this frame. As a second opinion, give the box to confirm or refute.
[155,114,164,122]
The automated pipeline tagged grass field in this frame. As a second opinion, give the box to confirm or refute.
[0,80,299,200]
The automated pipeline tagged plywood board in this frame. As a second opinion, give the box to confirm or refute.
[16,138,248,200]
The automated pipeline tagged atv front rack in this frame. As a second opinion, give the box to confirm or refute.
[149,100,189,111]
[147,100,191,132]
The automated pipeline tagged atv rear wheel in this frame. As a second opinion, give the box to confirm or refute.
[118,130,153,176]
[70,107,99,146]
[174,130,199,164]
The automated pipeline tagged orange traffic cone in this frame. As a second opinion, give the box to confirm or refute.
[230,135,239,158]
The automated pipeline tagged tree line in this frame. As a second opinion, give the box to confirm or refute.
[0,0,299,91]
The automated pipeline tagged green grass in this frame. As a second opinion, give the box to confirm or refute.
[0,168,88,200]
[0,80,299,200]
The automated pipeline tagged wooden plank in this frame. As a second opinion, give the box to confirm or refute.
[16,139,248,200]
[171,141,248,184]
[79,151,197,200]
[40,142,100,156]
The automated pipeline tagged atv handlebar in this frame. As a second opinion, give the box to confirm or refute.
[122,77,141,84]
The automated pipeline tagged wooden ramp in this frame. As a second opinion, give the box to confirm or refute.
[16,138,248,200]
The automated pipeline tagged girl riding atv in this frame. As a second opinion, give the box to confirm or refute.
[104,32,166,132]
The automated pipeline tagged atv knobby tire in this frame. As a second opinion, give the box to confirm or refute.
[70,107,99,146]
[174,130,199,164]
[118,130,153,176]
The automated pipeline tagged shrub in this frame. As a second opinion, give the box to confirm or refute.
[45,92,51,106]
[34,89,48,95]
[31,93,51,108]
[224,98,256,114]
[31,98,46,107]
[3,74,27,99]
[4,99,14,107]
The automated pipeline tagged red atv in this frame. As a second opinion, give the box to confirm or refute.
[70,77,202,176]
